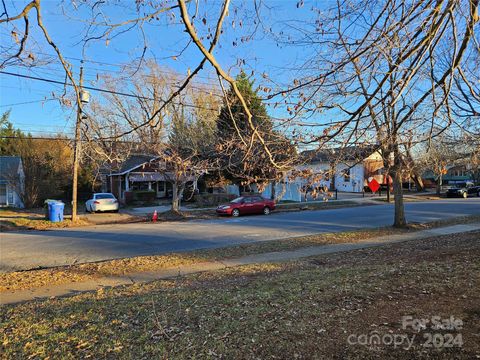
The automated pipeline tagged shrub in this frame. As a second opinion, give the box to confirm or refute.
[195,193,237,207]
[131,190,156,202]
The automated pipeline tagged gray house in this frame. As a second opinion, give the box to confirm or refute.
[0,156,25,208]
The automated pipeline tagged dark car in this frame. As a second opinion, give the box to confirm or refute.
[446,183,480,198]
[216,195,276,217]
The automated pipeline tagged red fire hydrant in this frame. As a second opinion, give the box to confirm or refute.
[152,210,158,222]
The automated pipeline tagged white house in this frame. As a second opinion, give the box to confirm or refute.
[301,146,384,192]
[0,156,25,208]
[260,146,384,201]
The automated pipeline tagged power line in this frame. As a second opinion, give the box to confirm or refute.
[32,51,219,84]
[7,121,69,128]
[0,70,154,101]
[0,128,73,134]
[8,63,223,96]
[0,70,228,114]
[0,70,296,123]
[0,98,56,108]
[0,135,158,144]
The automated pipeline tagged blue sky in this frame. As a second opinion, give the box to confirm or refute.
[1,0,321,136]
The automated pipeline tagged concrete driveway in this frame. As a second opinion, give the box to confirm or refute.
[1,198,479,272]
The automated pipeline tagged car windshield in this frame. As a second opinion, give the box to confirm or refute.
[95,194,115,199]
[231,197,244,203]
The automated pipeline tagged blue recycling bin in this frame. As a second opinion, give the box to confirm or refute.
[48,201,65,222]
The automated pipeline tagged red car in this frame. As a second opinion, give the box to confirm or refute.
[216,195,276,217]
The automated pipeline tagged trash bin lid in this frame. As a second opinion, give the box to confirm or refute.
[50,202,65,207]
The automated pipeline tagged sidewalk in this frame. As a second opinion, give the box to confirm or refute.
[2,222,478,305]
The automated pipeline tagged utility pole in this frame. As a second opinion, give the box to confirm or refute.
[71,65,84,222]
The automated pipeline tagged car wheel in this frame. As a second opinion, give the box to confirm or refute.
[477,191,480,197]
[232,208,240,217]
[462,192,467,199]
[263,206,271,215]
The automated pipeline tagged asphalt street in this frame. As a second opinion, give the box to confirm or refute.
[1,198,479,271]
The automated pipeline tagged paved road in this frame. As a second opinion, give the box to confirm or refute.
[1,198,479,272]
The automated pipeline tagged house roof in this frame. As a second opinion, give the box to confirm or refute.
[110,154,160,176]
[0,156,22,181]
[301,145,379,164]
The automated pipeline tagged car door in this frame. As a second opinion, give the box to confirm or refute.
[242,197,255,214]
[251,196,265,214]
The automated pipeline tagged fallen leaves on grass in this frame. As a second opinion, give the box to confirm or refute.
[1,215,478,293]
[1,231,479,359]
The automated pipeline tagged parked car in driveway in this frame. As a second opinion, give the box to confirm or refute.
[446,183,480,198]
[85,193,119,213]
[216,195,275,217]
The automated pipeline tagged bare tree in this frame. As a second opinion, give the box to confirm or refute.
[2,0,479,228]
[421,135,461,194]
[261,0,480,226]
[0,0,232,219]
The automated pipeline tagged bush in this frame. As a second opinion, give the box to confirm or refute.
[131,190,156,202]
[195,193,237,207]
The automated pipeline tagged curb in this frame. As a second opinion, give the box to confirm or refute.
[2,223,479,305]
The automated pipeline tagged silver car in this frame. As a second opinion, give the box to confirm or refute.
[85,193,119,213]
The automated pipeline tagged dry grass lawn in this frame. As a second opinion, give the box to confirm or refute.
[1,230,479,359]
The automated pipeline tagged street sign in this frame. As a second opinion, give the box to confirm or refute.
[368,178,380,193]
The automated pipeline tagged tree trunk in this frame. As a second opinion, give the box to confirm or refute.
[171,182,180,212]
[329,162,336,191]
[386,174,391,203]
[411,173,424,192]
[270,180,276,200]
[392,168,406,227]
[436,174,442,195]
[391,143,407,227]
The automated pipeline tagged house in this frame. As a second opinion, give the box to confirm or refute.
[0,156,25,208]
[299,146,384,192]
[106,154,198,203]
[262,146,385,201]
[422,164,474,187]
[106,154,163,202]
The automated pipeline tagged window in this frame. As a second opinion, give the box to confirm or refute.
[343,168,351,182]
[95,193,115,199]
[131,182,149,191]
[157,181,165,192]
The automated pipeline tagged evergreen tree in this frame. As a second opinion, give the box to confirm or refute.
[217,71,272,140]
[216,72,293,188]
[0,111,27,155]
